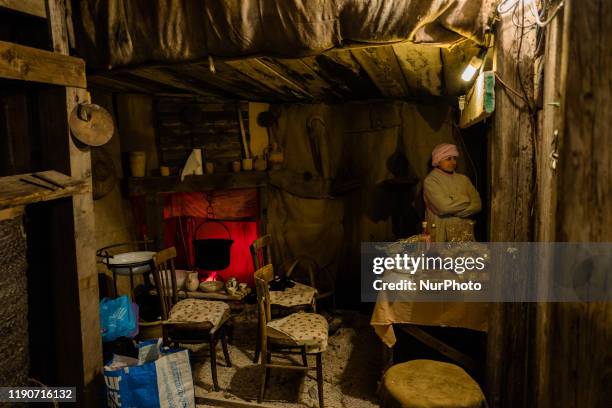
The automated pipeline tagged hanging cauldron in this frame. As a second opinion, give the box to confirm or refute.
[193,220,234,270]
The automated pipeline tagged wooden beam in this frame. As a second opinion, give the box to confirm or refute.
[350,46,409,98]
[547,2,612,406]
[46,0,102,405]
[0,0,46,18]
[486,5,537,408]
[534,5,569,406]
[0,40,86,87]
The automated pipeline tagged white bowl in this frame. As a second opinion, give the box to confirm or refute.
[106,251,155,275]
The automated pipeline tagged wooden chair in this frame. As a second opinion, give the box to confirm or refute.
[250,235,323,362]
[254,264,327,407]
[250,234,335,304]
[151,247,231,391]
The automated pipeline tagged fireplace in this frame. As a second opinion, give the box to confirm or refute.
[131,188,262,286]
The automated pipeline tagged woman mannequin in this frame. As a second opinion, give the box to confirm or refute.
[423,143,481,242]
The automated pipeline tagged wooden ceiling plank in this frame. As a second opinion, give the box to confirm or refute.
[170,63,263,101]
[350,46,409,98]
[178,61,286,102]
[259,57,338,100]
[226,58,311,100]
[87,74,153,93]
[129,66,222,97]
[0,0,46,18]
[0,40,85,87]
[302,49,380,99]
[392,43,443,97]
[228,58,313,100]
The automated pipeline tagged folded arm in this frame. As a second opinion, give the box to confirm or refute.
[423,177,470,216]
[455,176,482,217]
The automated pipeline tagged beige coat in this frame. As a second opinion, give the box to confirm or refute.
[423,168,481,242]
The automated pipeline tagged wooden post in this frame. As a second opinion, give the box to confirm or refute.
[534,1,570,405]
[545,0,612,407]
[487,3,537,407]
[45,0,103,404]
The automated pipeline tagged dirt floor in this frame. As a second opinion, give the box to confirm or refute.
[190,306,383,408]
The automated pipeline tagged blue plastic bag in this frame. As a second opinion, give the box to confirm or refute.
[104,339,195,408]
[100,296,137,342]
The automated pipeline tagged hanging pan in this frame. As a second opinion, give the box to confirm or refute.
[69,103,114,146]
[193,220,234,270]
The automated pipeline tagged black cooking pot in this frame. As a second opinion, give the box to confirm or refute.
[193,220,234,270]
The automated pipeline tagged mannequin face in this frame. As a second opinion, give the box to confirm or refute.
[437,156,457,173]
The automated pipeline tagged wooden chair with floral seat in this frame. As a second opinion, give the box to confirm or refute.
[250,235,322,362]
[254,264,328,407]
[151,247,231,391]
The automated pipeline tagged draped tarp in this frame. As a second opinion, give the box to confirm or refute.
[72,0,495,69]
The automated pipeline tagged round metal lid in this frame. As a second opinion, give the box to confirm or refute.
[69,103,114,146]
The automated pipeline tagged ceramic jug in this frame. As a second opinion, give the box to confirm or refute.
[186,272,200,292]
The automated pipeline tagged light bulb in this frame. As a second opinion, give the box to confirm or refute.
[461,56,483,82]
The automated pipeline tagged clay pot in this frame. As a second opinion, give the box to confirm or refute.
[185,272,200,292]
[231,161,241,173]
[253,156,267,171]
[242,158,253,171]
[267,143,284,170]
[129,151,146,177]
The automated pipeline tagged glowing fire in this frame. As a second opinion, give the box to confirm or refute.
[203,271,220,282]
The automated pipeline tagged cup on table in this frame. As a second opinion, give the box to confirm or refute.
[242,158,253,171]
[205,162,214,174]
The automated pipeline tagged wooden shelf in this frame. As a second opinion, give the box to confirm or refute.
[0,0,47,18]
[127,172,268,196]
[0,170,89,210]
[0,40,86,88]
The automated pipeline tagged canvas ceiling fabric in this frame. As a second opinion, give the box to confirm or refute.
[73,0,495,69]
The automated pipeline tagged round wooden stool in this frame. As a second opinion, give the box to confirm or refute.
[380,359,486,408]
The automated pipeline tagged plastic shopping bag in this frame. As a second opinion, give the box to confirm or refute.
[104,339,195,408]
[100,296,137,342]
